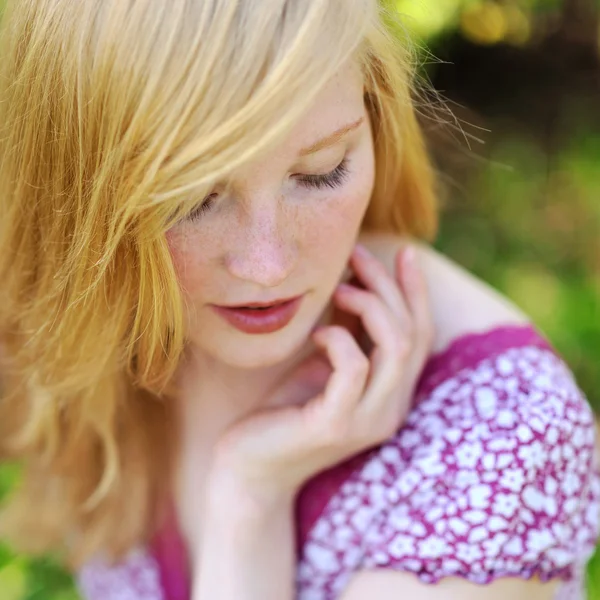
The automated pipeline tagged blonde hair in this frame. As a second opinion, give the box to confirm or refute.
[0,0,438,567]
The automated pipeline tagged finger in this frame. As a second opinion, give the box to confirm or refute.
[350,244,411,327]
[333,283,419,433]
[311,325,369,417]
[395,246,435,352]
[333,284,410,377]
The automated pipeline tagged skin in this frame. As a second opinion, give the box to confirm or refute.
[165,60,560,600]
[166,60,375,390]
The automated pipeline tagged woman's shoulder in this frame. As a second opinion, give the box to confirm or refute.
[358,232,531,355]
[296,263,600,594]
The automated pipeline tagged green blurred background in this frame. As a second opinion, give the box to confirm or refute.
[1,0,599,598]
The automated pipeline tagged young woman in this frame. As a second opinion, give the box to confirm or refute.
[0,1,598,599]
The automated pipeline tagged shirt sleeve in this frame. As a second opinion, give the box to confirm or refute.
[357,343,600,586]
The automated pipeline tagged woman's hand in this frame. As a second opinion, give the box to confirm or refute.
[207,243,435,505]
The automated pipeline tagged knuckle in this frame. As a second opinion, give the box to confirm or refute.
[318,416,352,448]
[373,410,403,441]
[412,320,434,355]
[349,353,369,378]
[328,325,352,344]
[402,318,416,340]
[364,293,381,312]
[392,336,412,360]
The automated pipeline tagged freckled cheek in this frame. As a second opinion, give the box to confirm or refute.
[302,179,373,255]
[165,230,213,299]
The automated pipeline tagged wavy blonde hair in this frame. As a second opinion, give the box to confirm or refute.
[0,0,438,568]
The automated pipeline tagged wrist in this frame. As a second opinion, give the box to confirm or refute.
[199,474,295,571]
[206,466,295,519]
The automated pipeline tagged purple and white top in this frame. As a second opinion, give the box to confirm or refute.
[78,324,600,600]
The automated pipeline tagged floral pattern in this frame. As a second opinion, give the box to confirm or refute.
[77,325,600,600]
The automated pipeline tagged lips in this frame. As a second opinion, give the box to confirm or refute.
[212,296,303,334]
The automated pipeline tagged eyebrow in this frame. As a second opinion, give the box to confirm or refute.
[298,117,365,157]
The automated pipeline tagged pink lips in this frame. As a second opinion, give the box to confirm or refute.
[212,296,303,334]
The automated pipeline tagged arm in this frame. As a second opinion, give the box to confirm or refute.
[340,570,559,600]
[191,474,295,600]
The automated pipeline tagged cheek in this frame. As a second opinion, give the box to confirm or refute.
[165,229,212,299]
[303,160,375,251]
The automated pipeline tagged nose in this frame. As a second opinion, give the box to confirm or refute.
[225,206,297,288]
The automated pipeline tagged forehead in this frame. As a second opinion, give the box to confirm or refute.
[218,60,366,186]
[290,60,365,142]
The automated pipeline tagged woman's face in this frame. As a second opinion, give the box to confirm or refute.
[166,61,376,370]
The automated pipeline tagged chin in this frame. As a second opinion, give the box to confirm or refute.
[206,320,315,370]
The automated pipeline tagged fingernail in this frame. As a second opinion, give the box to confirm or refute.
[336,282,354,293]
[354,244,371,258]
[403,246,416,272]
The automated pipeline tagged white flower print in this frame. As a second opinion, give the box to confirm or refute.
[522,485,548,512]
[503,536,524,556]
[441,558,464,573]
[493,493,520,518]
[443,427,463,445]
[481,452,496,470]
[389,534,416,558]
[455,440,484,469]
[488,515,509,532]
[468,484,492,509]
[481,471,499,483]
[475,387,498,419]
[468,526,489,543]
[483,532,509,557]
[544,476,558,496]
[496,409,517,428]
[464,422,492,443]
[526,529,555,555]
[562,471,581,496]
[414,451,447,477]
[399,429,422,450]
[456,542,483,563]
[288,341,600,600]
[496,355,515,376]
[518,440,547,470]
[500,468,525,492]
[487,437,517,452]
[350,506,372,530]
[388,513,412,532]
[305,543,339,574]
[562,442,576,461]
[419,414,447,437]
[395,468,422,495]
[496,452,516,469]
[516,424,534,443]
[409,521,428,537]
[456,469,481,489]
[448,517,470,536]
[418,536,451,559]
[547,547,575,568]
[361,459,388,482]
[380,444,401,464]
[472,365,496,385]
[463,509,488,524]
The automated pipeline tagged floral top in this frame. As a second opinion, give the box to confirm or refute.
[77,324,600,600]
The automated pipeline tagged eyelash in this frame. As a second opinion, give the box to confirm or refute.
[187,157,350,221]
[295,157,350,191]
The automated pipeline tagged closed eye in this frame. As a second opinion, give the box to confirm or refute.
[186,157,350,222]
[294,157,350,191]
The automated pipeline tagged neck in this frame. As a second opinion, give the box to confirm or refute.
[173,301,336,428]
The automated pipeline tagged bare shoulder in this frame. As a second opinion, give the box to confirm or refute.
[359,232,532,355]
